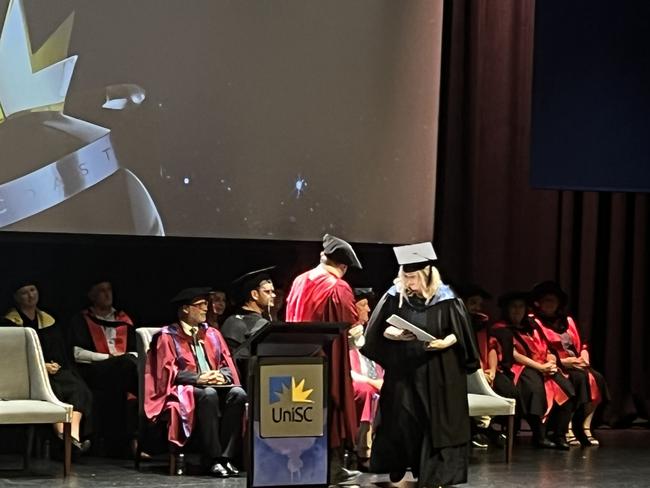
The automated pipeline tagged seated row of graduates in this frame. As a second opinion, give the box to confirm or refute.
[459,281,610,449]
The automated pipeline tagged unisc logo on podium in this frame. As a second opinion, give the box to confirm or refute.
[260,363,324,438]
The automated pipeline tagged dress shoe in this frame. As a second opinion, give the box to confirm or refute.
[389,468,406,483]
[533,438,557,449]
[551,436,570,450]
[209,462,230,478]
[224,461,239,476]
[72,438,91,454]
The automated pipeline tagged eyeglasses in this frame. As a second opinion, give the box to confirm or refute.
[189,300,208,308]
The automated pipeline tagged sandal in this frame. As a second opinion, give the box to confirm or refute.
[584,430,600,446]
[565,429,581,447]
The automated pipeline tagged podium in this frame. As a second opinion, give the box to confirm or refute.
[246,323,348,488]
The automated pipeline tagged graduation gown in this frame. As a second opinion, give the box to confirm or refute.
[144,323,240,446]
[69,309,138,447]
[534,315,609,405]
[285,265,359,449]
[3,309,93,418]
[361,284,479,487]
[349,347,383,424]
[500,320,570,420]
[220,308,269,386]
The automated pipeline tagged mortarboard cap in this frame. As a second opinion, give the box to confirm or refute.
[170,287,212,306]
[393,242,437,272]
[353,287,375,302]
[322,234,362,269]
[230,266,276,305]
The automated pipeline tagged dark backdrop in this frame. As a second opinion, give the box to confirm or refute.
[0,0,647,426]
[436,0,649,424]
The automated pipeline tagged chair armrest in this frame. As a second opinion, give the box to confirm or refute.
[467,369,507,399]
[25,328,73,419]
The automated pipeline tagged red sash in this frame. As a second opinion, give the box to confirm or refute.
[83,309,133,354]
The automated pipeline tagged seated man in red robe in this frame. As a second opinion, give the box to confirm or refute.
[144,287,247,477]
[285,234,361,483]
[348,288,383,468]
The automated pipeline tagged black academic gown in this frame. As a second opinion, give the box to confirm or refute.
[220,308,270,387]
[361,284,479,487]
[68,310,138,451]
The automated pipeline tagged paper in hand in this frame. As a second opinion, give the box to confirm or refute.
[386,314,436,341]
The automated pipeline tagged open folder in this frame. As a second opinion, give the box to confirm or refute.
[386,314,436,341]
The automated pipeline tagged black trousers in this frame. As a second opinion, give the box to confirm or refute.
[193,386,247,462]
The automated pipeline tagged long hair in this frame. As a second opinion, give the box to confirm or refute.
[394,265,442,308]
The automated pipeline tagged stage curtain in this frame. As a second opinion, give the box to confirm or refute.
[435,0,649,424]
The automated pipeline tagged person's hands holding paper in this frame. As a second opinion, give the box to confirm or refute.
[424,334,457,351]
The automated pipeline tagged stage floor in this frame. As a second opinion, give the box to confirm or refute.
[1,429,649,488]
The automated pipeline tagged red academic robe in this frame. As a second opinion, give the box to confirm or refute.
[534,315,602,404]
[506,322,569,420]
[285,265,359,448]
[144,323,240,446]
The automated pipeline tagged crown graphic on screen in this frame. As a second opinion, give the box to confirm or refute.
[0,0,76,123]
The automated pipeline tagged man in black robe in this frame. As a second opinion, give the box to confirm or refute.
[362,243,479,487]
[220,267,275,386]
[68,279,138,456]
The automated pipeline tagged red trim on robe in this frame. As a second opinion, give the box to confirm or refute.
[83,309,133,354]
[285,266,359,448]
[505,322,569,421]
[144,323,240,446]
[534,315,601,404]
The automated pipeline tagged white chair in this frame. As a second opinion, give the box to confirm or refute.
[467,369,516,462]
[0,327,73,476]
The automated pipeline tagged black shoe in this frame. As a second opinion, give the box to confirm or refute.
[551,436,570,450]
[471,432,489,449]
[389,469,406,482]
[224,461,239,476]
[533,438,557,449]
[209,462,230,478]
[72,438,91,454]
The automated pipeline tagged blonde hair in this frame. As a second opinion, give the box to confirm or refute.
[394,265,442,308]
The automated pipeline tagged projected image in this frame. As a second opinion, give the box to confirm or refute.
[0,0,442,243]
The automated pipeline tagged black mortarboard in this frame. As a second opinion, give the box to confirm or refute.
[170,287,212,306]
[497,291,529,309]
[456,283,492,300]
[353,287,375,302]
[9,277,39,294]
[230,266,275,305]
[530,280,568,307]
[393,242,437,272]
[322,234,362,269]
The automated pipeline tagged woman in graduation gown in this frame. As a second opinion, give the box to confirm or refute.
[3,281,92,452]
[492,292,574,449]
[361,243,479,487]
[530,281,610,446]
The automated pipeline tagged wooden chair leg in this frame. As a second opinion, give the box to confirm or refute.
[63,422,72,477]
[505,415,514,463]
[23,425,35,470]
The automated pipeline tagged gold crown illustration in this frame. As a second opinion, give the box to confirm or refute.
[0,0,76,123]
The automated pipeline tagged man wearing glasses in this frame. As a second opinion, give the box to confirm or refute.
[144,288,247,478]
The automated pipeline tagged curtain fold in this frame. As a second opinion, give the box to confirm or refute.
[436,0,649,423]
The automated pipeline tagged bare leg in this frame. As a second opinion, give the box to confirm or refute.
[71,411,83,441]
